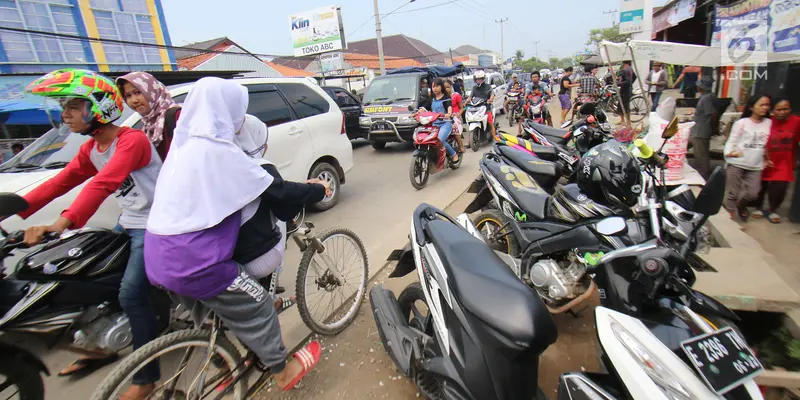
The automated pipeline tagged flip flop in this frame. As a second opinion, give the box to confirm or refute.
[281,341,322,391]
[768,213,781,224]
[752,210,765,219]
[276,296,296,314]
[57,354,119,377]
[737,207,750,222]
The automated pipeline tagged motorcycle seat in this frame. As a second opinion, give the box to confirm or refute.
[495,146,560,188]
[425,219,557,351]
[529,123,570,146]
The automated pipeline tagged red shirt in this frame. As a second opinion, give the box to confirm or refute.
[451,93,463,114]
[19,127,157,228]
[763,115,800,182]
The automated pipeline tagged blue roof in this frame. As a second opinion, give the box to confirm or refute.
[0,100,61,125]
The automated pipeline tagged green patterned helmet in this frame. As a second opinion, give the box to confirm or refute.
[26,68,124,125]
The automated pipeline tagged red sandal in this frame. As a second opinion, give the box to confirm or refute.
[281,340,322,391]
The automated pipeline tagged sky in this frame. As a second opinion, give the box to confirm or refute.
[162,0,670,61]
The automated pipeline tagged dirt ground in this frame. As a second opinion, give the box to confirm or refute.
[254,193,602,400]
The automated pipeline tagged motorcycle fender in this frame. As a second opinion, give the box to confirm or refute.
[468,122,483,132]
[688,290,742,323]
[467,175,486,193]
[465,186,492,214]
[0,342,49,376]
[412,148,424,157]
[386,245,416,278]
[368,285,419,375]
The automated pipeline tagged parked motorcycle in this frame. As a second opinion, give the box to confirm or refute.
[0,341,47,400]
[409,111,463,190]
[465,97,493,152]
[0,193,171,367]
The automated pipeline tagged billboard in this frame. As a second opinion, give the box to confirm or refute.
[619,0,653,34]
[710,0,798,60]
[652,0,697,36]
[289,5,346,57]
[320,52,344,73]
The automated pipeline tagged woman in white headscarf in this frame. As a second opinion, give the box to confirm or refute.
[143,77,325,391]
[233,115,330,311]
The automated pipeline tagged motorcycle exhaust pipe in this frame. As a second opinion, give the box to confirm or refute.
[546,281,597,314]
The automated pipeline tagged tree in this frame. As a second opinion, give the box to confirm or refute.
[586,24,631,51]
[514,49,525,61]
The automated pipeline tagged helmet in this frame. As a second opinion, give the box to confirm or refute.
[474,70,486,80]
[576,140,642,209]
[26,69,124,132]
[512,73,518,78]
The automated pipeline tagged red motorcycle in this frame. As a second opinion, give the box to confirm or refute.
[409,111,463,189]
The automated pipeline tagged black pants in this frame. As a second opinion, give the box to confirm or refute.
[754,181,790,213]
[691,137,711,180]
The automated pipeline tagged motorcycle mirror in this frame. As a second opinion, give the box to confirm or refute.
[690,166,725,216]
[0,193,29,217]
[595,216,627,236]
[491,84,497,90]
[662,116,679,139]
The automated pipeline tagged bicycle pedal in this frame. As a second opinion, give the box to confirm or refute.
[276,286,286,294]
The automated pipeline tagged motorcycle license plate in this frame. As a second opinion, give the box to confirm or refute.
[680,327,763,395]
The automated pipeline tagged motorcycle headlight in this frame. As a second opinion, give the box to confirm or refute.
[532,105,541,114]
[418,116,434,125]
[610,320,694,400]
[359,116,372,126]
[397,116,416,125]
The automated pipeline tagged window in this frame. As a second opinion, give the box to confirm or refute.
[0,0,86,64]
[91,1,162,66]
[247,90,293,127]
[491,76,503,87]
[277,84,330,119]
[333,90,357,106]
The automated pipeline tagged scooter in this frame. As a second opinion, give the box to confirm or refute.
[0,193,171,365]
[408,111,463,190]
[465,97,494,152]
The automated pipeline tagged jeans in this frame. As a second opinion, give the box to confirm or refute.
[115,224,160,385]
[650,92,662,111]
[436,122,456,157]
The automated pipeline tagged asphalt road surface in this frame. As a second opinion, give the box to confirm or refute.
[8,105,551,399]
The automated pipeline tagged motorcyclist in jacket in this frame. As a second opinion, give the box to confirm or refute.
[504,73,524,113]
[466,70,497,139]
[529,71,554,126]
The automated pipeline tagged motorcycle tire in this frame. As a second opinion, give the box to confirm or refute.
[409,156,429,190]
[473,209,521,257]
[508,109,514,127]
[471,128,481,152]
[0,356,44,400]
[449,152,463,170]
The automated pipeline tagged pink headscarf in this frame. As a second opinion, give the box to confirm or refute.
[116,71,177,145]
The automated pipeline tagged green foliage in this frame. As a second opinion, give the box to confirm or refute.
[514,49,525,61]
[757,328,800,371]
[513,56,575,72]
[586,24,631,50]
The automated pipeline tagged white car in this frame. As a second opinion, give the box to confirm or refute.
[461,72,507,114]
[0,77,354,232]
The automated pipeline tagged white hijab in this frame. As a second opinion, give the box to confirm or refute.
[236,115,269,225]
[147,78,274,235]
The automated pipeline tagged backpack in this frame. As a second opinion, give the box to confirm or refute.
[157,107,180,161]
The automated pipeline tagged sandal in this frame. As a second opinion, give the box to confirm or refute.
[282,341,322,391]
[57,354,119,377]
[752,210,765,219]
[768,212,781,224]
[275,296,296,314]
[737,206,750,222]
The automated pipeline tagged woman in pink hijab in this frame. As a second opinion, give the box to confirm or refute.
[116,72,181,160]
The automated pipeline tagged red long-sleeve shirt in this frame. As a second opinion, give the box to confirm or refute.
[19,127,158,229]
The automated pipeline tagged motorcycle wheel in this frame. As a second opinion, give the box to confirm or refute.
[473,209,521,257]
[0,356,44,400]
[409,156,429,190]
[398,283,443,399]
[471,128,481,152]
[508,108,514,127]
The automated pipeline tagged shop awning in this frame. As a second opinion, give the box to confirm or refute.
[600,40,800,67]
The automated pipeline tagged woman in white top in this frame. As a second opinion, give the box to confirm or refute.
[723,94,772,221]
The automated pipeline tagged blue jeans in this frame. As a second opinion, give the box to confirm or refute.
[115,225,160,385]
[650,92,662,112]
[436,121,456,157]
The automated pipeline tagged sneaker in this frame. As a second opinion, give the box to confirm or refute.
[752,210,765,219]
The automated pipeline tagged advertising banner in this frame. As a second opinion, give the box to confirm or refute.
[770,0,800,53]
[711,0,798,55]
[620,0,653,34]
[289,5,346,57]
[320,52,344,73]
[652,0,697,37]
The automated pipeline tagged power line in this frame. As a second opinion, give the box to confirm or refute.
[0,25,450,62]
[346,15,374,37]
[390,0,461,14]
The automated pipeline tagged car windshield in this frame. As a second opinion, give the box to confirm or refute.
[463,79,476,93]
[0,125,89,172]
[362,75,418,105]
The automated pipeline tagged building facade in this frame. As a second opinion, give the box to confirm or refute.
[0,0,176,73]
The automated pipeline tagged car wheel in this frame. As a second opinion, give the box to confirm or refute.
[310,162,340,211]
[371,141,387,150]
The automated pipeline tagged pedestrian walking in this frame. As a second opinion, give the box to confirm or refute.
[690,76,717,179]
[723,94,772,221]
[646,62,668,111]
[558,67,580,123]
[617,60,636,126]
[673,65,702,98]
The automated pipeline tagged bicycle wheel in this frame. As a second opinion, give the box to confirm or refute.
[91,329,246,400]
[629,95,648,122]
[296,228,369,335]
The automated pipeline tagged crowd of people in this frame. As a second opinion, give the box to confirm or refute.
[6,68,328,399]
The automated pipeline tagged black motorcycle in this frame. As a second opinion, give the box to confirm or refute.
[0,193,170,366]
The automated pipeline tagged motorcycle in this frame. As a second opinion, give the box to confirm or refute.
[0,193,171,366]
[465,97,493,152]
[523,94,549,126]
[506,90,522,127]
[0,341,47,400]
[409,111,463,190]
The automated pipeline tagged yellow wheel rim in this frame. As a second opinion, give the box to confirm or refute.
[476,217,511,254]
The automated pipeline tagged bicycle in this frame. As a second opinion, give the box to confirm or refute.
[92,216,369,400]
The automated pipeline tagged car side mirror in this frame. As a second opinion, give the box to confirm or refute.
[691,166,725,216]
[0,193,29,216]
[662,116,679,139]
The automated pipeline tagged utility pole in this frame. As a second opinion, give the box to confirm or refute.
[532,40,540,60]
[603,9,618,25]
[449,47,454,66]
[495,18,508,69]
[373,0,386,74]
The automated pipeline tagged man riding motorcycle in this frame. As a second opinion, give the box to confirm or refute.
[529,71,554,126]
[466,70,497,139]
[504,73,523,113]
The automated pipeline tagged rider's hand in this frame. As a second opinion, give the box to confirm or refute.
[726,150,743,158]
[445,113,452,119]
[23,218,69,246]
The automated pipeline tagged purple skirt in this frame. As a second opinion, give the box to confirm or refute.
[558,94,572,110]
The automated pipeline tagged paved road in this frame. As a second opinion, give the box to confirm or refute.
[14,106,544,399]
